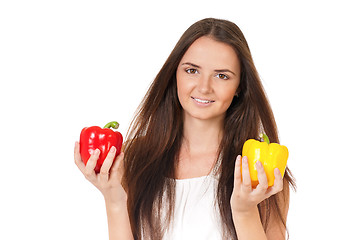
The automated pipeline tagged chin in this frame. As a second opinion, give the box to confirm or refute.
[184,111,225,122]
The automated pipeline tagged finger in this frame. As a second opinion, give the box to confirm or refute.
[98,147,117,182]
[108,152,125,185]
[264,170,284,199]
[110,151,124,175]
[84,149,100,180]
[233,155,242,189]
[241,156,252,193]
[74,141,85,172]
[272,168,284,193]
[255,161,269,193]
[99,147,116,173]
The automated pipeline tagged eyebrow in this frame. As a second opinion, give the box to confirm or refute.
[181,62,236,76]
[182,62,200,68]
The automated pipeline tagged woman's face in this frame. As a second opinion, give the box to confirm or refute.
[176,36,241,123]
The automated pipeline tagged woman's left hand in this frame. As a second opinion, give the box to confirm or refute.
[230,155,284,214]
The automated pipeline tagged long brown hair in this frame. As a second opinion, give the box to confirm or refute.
[123,18,295,239]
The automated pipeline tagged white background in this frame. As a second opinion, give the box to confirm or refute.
[1,0,360,239]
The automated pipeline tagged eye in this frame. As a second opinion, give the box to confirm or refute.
[186,68,198,74]
[216,73,229,80]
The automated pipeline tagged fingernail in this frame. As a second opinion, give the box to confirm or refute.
[110,146,116,153]
[94,149,100,155]
[242,156,248,164]
[256,161,262,167]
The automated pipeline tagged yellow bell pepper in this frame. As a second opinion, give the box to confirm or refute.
[241,134,288,188]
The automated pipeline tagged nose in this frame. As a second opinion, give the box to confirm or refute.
[197,74,213,94]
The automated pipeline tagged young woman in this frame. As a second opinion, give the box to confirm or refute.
[74,18,295,240]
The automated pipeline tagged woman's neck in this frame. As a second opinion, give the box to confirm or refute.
[182,116,224,153]
[176,116,224,179]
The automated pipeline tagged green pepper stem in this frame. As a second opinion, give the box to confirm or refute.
[103,121,119,129]
[260,133,270,144]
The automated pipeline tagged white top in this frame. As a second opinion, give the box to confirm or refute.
[162,175,224,240]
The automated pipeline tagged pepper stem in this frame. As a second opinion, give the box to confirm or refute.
[260,133,270,144]
[103,121,119,129]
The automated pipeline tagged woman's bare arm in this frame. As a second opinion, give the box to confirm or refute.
[74,142,134,240]
[231,156,288,240]
[105,199,133,240]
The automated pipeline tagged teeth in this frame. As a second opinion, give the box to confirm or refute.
[192,97,214,103]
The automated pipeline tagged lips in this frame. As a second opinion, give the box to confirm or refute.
[191,96,215,104]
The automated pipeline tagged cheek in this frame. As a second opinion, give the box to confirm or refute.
[176,74,188,105]
[218,86,239,107]
[176,73,193,97]
[222,85,238,99]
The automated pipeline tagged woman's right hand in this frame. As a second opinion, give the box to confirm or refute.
[74,142,127,207]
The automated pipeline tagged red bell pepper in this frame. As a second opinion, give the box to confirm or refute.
[79,121,123,173]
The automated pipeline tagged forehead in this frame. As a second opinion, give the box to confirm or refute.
[180,36,240,73]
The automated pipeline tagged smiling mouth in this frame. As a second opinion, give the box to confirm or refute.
[191,97,215,104]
